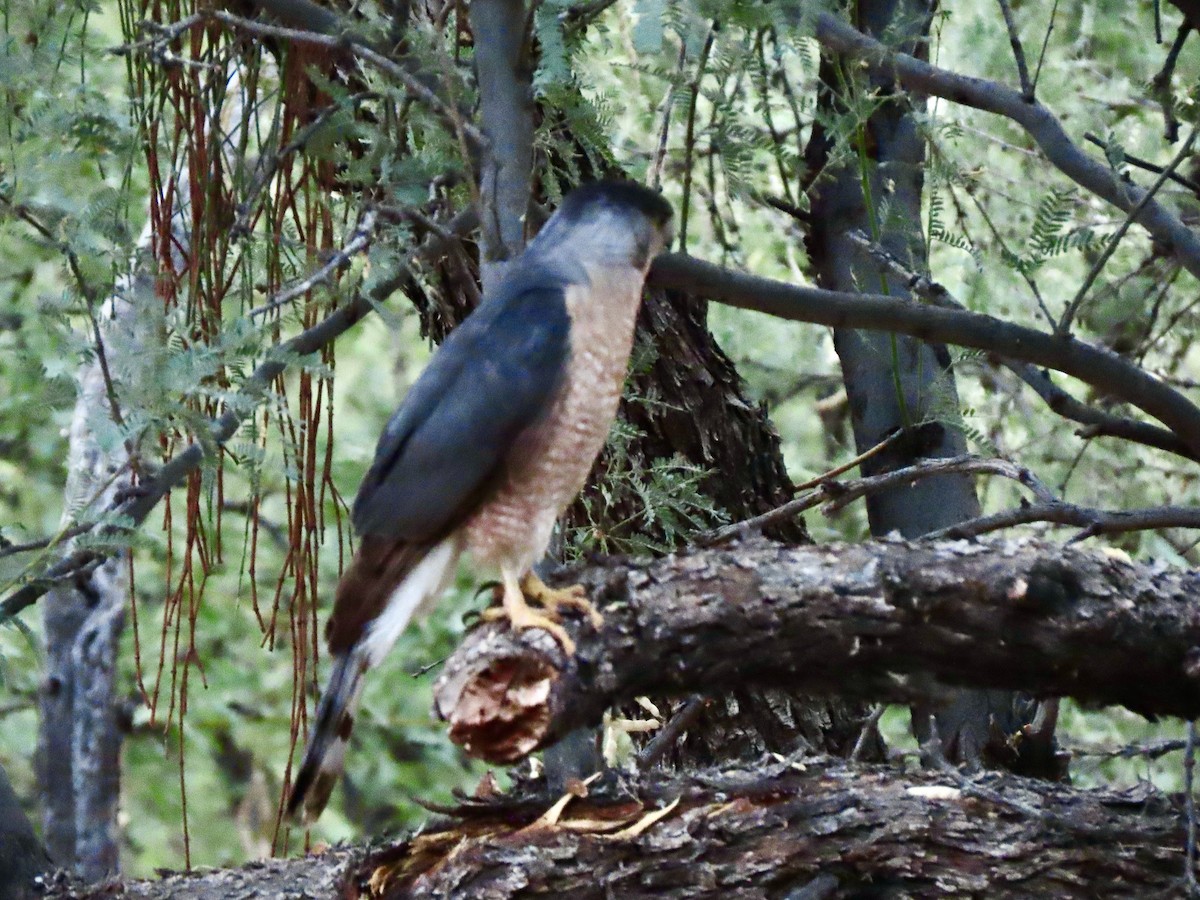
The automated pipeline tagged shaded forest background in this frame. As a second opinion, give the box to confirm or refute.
[1,0,1200,888]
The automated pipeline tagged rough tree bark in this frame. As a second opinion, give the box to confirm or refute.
[432,537,1200,760]
[802,0,1033,767]
[43,756,1196,898]
[39,537,1200,898]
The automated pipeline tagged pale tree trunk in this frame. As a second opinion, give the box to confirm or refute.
[802,0,1037,768]
[36,124,195,879]
[37,302,136,880]
[36,261,172,878]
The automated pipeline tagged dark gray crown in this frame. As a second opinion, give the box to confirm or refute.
[556,181,674,228]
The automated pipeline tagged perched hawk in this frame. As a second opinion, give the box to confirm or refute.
[287,181,674,823]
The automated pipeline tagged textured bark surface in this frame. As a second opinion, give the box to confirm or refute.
[41,844,363,899]
[433,537,1200,763]
[44,758,1194,898]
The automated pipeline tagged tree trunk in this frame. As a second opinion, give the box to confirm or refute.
[37,304,134,880]
[36,189,183,879]
[802,0,1035,767]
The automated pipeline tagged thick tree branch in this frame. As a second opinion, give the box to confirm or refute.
[649,253,1200,458]
[48,759,1194,897]
[846,229,1200,463]
[468,0,535,290]
[434,537,1200,764]
[808,11,1200,282]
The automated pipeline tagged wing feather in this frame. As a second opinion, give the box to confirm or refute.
[351,282,571,540]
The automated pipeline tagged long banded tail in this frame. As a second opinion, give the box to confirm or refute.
[286,536,459,824]
[287,647,369,824]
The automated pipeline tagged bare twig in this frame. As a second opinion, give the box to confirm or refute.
[650,41,688,192]
[995,0,1033,100]
[562,0,620,30]
[1084,132,1200,198]
[1069,738,1185,760]
[791,430,909,494]
[924,500,1200,542]
[1152,23,1192,142]
[1058,120,1200,336]
[700,454,1056,546]
[818,455,1058,514]
[248,210,378,318]
[233,93,374,237]
[679,21,717,254]
[637,696,709,769]
[752,191,810,225]
[850,705,885,762]
[1029,0,1059,96]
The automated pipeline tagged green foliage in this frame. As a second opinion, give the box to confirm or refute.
[566,416,727,558]
[2,0,1200,878]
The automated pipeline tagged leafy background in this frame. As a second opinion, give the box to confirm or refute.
[1,0,1198,874]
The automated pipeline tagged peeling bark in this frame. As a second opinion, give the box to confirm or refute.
[433,537,1200,763]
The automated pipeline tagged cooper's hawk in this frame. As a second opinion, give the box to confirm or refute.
[287,181,674,823]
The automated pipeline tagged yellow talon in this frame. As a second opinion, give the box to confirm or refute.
[480,570,603,654]
[520,571,604,630]
[481,594,576,653]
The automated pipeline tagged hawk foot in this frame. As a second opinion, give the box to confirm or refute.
[481,591,577,654]
[520,572,604,630]
[480,572,603,654]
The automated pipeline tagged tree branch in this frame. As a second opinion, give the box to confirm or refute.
[434,537,1200,764]
[845,229,1200,463]
[648,253,1200,458]
[700,454,1057,547]
[44,757,1196,898]
[807,11,1200,282]
[468,0,535,290]
[995,0,1033,100]
[925,500,1200,542]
